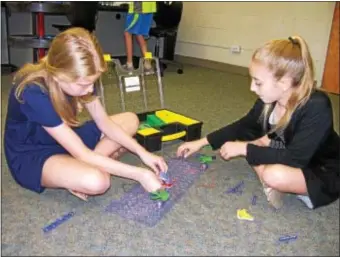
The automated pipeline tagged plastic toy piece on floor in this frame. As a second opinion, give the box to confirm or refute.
[225,181,245,194]
[149,189,169,201]
[162,181,174,189]
[42,211,75,233]
[160,171,175,188]
[279,235,298,242]
[159,171,170,183]
[251,195,257,205]
[237,209,254,221]
[200,163,209,171]
[199,155,216,164]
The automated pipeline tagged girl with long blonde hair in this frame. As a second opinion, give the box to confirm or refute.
[4,27,167,200]
[177,35,339,210]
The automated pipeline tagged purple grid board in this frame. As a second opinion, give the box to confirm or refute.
[105,158,205,227]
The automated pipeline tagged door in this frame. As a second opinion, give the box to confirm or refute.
[322,2,339,94]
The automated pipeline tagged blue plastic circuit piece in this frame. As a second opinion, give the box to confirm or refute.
[42,211,75,233]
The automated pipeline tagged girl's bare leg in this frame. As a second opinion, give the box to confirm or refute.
[252,164,307,208]
[42,112,140,201]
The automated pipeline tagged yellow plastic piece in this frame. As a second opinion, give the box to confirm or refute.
[144,52,153,59]
[137,127,160,136]
[103,54,112,62]
[155,110,199,126]
[161,131,186,142]
[237,209,254,221]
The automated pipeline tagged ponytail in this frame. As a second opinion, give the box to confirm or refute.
[254,35,316,133]
[274,36,315,133]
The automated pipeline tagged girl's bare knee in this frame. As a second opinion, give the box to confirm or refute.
[124,112,139,134]
[110,112,139,136]
[262,165,286,189]
[83,170,110,195]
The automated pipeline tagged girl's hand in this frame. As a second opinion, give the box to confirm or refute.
[177,140,204,159]
[220,141,247,161]
[139,151,168,175]
[138,168,164,192]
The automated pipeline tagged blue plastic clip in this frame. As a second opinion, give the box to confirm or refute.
[279,235,298,242]
[252,195,257,205]
[43,211,75,233]
[225,181,244,194]
[159,171,170,183]
[200,163,209,171]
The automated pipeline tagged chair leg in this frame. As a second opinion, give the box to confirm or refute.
[154,38,160,58]
[153,38,165,76]
[160,59,184,74]
[153,37,183,75]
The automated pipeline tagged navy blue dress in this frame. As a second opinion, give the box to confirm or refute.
[4,84,102,193]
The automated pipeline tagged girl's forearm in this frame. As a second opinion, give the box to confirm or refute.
[80,149,144,181]
[101,118,146,156]
[199,137,210,147]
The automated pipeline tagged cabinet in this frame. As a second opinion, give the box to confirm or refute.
[6,2,69,62]
[322,2,339,94]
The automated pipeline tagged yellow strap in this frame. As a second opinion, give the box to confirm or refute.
[144,52,153,59]
[155,110,199,126]
[161,131,186,142]
[137,127,160,136]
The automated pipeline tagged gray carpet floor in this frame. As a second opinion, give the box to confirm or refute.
[1,64,339,256]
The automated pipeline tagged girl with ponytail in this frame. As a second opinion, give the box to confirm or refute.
[4,27,168,201]
[177,35,339,210]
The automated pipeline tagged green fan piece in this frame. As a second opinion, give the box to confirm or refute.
[149,189,169,201]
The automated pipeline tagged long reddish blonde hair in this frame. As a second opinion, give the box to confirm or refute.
[252,35,315,132]
[13,27,107,127]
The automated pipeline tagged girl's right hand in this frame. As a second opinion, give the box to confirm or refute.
[176,140,204,159]
[138,168,163,193]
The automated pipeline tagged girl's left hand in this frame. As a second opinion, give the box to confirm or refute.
[140,151,168,175]
[220,141,247,161]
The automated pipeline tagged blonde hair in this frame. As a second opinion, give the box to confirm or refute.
[252,35,315,133]
[13,27,107,127]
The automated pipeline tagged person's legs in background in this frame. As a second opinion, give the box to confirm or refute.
[136,35,152,71]
[136,13,154,71]
[124,13,154,72]
[124,31,134,71]
[123,13,137,71]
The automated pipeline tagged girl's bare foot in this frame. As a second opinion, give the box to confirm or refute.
[264,187,284,209]
[260,178,283,209]
[68,189,88,201]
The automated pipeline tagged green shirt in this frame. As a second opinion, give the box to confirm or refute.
[128,1,157,14]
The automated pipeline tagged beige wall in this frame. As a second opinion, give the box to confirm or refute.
[176,2,335,86]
